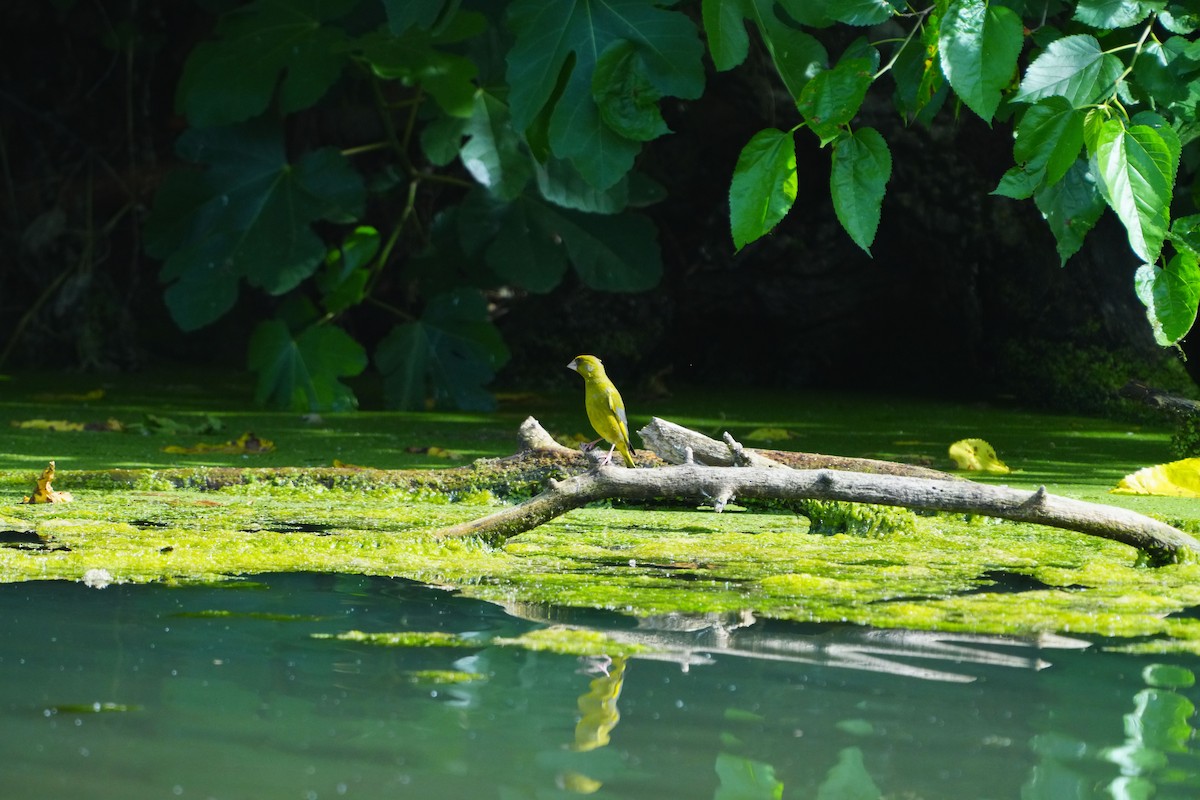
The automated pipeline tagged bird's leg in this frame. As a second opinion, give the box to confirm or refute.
[579,439,601,454]
[601,443,617,466]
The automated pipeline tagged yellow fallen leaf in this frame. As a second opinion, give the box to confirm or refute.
[1112,458,1200,497]
[10,418,123,432]
[163,432,275,455]
[11,419,86,431]
[745,427,793,442]
[404,446,462,460]
[31,388,105,402]
[949,438,1011,473]
[21,461,73,504]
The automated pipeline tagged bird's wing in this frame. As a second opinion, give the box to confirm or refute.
[607,390,630,440]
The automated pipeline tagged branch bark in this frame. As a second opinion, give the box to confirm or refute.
[442,419,1200,564]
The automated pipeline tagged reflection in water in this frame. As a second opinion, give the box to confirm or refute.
[0,573,1197,799]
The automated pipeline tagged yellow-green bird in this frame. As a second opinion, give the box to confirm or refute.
[567,355,636,467]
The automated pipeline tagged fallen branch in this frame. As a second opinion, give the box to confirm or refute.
[637,416,959,479]
[438,465,1200,564]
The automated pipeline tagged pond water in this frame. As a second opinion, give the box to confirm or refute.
[2,573,1197,800]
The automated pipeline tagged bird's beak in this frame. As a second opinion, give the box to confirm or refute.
[567,358,578,372]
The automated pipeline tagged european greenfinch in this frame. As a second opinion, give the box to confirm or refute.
[567,355,636,467]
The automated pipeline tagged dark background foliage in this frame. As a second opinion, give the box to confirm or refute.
[1,0,1192,415]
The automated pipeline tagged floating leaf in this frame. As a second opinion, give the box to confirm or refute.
[948,438,1011,473]
[163,432,275,455]
[1113,458,1200,497]
[745,427,794,442]
[21,461,73,504]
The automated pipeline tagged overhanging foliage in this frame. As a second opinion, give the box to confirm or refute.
[145,0,1200,411]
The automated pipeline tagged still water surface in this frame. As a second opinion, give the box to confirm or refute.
[1,573,1197,799]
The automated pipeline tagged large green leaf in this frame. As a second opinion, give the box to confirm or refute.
[506,0,705,189]
[702,0,828,97]
[486,197,663,293]
[1135,254,1200,346]
[730,128,798,251]
[1013,97,1086,187]
[376,290,510,411]
[702,0,751,71]
[316,226,378,314]
[938,0,1024,123]
[460,91,533,200]
[1013,34,1124,107]
[485,200,571,293]
[176,0,357,127]
[1033,158,1105,265]
[825,0,899,26]
[382,0,447,33]
[357,26,479,118]
[593,41,672,142]
[147,122,365,331]
[797,58,874,145]
[1073,0,1154,29]
[831,127,892,254]
[1093,118,1177,263]
[248,319,367,412]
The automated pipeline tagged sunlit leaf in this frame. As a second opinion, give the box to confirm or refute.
[1013,97,1086,186]
[460,91,533,199]
[949,438,1011,473]
[1093,118,1177,263]
[163,432,276,455]
[1134,253,1200,346]
[730,128,797,250]
[20,461,73,504]
[938,0,1024,122]
[1073,0,1153,28]
[1013,34,1123,107]
[317,226,378,314]
[830,126,892,254]
[1113,458,1200,496]
[798,58,874,145]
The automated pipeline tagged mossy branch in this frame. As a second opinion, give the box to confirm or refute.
[440,418,1200,564]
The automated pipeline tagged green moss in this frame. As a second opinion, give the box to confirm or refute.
[404,670,488,684]
[793,499,917,536]
[311,630,481,647]
[8,377,1200,650]
[492,626,654,657]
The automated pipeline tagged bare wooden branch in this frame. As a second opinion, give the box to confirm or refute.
[435,463,1200,563]
[638,416,959,480]
[1120,380,1200,417]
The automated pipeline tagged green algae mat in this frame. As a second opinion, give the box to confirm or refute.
[4,371,1200,653]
